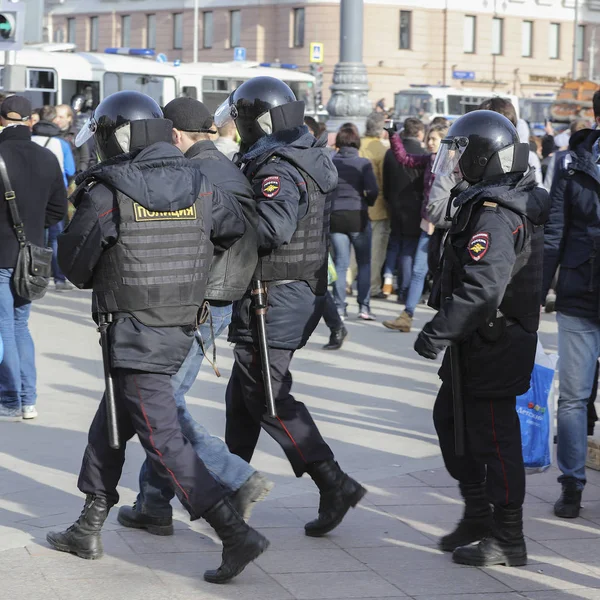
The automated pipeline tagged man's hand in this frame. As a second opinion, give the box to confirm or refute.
[414,331,439,360]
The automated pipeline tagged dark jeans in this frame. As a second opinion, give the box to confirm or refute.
[225,343,334,477]
[433,381,525,508]
[78,369,225,518]
[322,290,344,332]
[383,233,420,300]
[47,220,66,283]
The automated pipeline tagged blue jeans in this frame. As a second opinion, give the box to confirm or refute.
[322,289,344,332]
[331,223,372,313]
[404,232,430,316]
[0,269,36,409]
[137,303,255,516]
[47,220,66,283]
[383,233,420,301]
[556,312,600,490]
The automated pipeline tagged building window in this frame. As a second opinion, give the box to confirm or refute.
[203,11,213,49]
[230,10,241,48]
[146,14,156,49]
[549,22,560,59]
[121,15,131,48]
[399,10,411,50]
[522,20,533,58]
[173,13,183,50]
[577,24,585,61]
[89,16,98,52]
[293,8,305,48]
[492,17,503,55]
[67,17,76,45]
[464,15,476,54]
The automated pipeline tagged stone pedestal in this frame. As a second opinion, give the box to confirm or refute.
[586,436,600,471]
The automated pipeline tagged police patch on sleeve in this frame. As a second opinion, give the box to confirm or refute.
[261,176,281,198]
[468,232,490,262]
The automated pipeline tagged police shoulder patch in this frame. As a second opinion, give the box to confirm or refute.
[262,176,281,198]
[468,232,490,262]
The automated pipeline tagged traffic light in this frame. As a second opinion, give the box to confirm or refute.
[309,64,324,107]
[0,0,24,51]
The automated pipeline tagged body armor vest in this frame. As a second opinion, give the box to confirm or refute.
[92,187,213,327]
[250,161,329,295]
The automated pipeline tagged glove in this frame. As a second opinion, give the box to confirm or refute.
[414,331,439,360]
[384,128,397,139]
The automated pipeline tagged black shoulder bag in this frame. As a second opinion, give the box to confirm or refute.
[0,152,53,301]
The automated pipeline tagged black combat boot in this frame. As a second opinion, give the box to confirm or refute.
[117,502,174,536]
[439,481,492,552]
[304,460,367,537]
[46,495,110,560]
[203,497,270,584]
[554,482,582,519]
[452,505,527,567]
[231,472,274,521]
[322,327,348,351]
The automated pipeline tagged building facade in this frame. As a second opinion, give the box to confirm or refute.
[45,0,600,107]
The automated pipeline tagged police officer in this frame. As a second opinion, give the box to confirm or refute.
[117,96,273,536]
[47,91,269,584]
[414,110,550,567]
[213,76,367,537]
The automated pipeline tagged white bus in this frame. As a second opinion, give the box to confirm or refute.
[394,85,520,123]
[0,46,318,115]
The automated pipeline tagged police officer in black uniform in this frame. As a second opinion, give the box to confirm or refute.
[214,77,367,536]
[47,91,269,584]
[413,110,550,567]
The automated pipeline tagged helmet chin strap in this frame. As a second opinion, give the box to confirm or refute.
[445,179,470,222]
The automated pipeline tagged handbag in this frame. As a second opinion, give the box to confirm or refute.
[0,152,53,301]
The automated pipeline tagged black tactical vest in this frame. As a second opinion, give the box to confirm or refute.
[251,162,329,295]
[92,187,213,327]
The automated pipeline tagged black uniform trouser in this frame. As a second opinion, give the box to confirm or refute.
[78,369,224,519]
[433,382,525,509]
[225,343,334,476]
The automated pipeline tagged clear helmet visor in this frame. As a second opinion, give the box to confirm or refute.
[213,96,237,128]
[431,137,469,177]
[75,116,97,147]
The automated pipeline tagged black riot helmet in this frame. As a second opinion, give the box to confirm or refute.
[75,91,171,161]
[214,76,305,147]
[70,93,86,113]
[432,110,529,184]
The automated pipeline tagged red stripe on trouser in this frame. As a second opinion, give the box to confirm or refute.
[277,416,307,463]
[133,375,190,503]
[489,400,509,506]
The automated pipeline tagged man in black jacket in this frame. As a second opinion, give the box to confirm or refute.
[543,90,600,519]
[382,117,426,300]
[415,110,550,567]
[117,97,273,536]
[0,95,66,421]
[47,91,269,584]
[215,77,367,538]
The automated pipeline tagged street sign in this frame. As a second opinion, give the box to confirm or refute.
[310,42,324,64]
[234,47,247,61]
[453,70,475,81]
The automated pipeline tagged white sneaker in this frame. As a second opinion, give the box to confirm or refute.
[22,406,38,420]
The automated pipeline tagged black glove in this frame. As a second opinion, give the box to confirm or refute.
[414,332,439,360]
[384,128,397,139]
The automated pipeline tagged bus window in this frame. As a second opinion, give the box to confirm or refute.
[61,80,100,109]
[182,86,198,99]
[105,73,177,106]
[394,92,433,119]
[25,68,57,108]
[202,78,230,112]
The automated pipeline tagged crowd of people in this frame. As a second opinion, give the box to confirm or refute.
[0,75,599,585]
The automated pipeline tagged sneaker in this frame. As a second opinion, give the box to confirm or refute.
[382,277,393,296]
[358,310,376,321]
[231,472,274,521]
[55,280,74,292]
[22,406,38,420]
[0,405,22,421]
[383,310,413,332]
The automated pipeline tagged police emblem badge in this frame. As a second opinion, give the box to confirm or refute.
[468,232,490,262]
[262,176,281,198]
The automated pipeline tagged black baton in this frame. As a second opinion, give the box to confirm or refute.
[251,280,277,418]
[449,344,465,457]
[98,314,120,450]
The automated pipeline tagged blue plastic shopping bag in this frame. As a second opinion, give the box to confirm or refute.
[516,342,557,474]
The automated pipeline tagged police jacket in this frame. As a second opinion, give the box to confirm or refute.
[543,129,600,320]
[185,140,258,303]
[422,170,550,397]
[228,127,338,350]
[58,142,246,374]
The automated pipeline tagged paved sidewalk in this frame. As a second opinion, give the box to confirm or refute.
[1,290,599,599]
